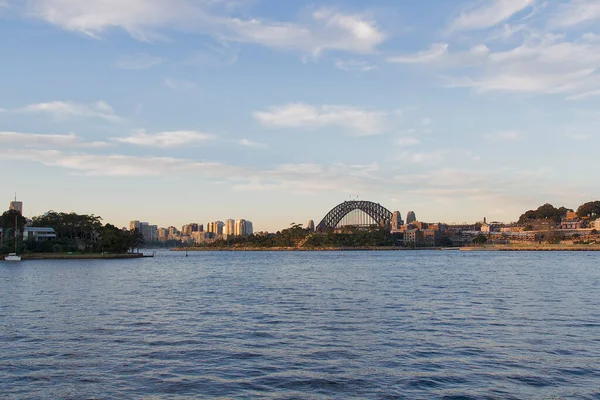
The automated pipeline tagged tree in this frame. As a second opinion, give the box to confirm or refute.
[0,209,27,243]
[577,201,600,220]
[518,203,571,224]
[472,234,488,245]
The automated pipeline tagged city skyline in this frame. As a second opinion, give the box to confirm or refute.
[1,0,600,232]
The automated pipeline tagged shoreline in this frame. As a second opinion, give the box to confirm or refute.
[173,245,600,252]
[3,253,146,260]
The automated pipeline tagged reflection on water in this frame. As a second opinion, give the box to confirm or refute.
[1,251,600,399]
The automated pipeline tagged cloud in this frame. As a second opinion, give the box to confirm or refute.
[449,0,535,32]
[422,118,432,126]
[164,77,196,90]
[335,59,376,73]
[567,89,600,100]
[0,148,243,177]
[113,130,215,147]
[25,1,386,56]
[0,131,109,148]
[485,130,521,141]
[425,32,600,97]
[114,53,164,70]
[399,150,448,166]
[387,43,448,64]
[16,100,122,122]
[582,32,600,42]
[254,103,386,136]
[395,137,420,146]
[551,0,600,27]
[235,138,267,149]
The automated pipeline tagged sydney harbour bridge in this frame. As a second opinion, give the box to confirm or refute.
[314,200,402,233]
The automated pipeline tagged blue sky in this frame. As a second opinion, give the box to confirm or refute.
[1,0,599,231]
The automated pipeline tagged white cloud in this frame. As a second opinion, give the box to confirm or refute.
[551,0,600,27]
[164,77,196,90]
[387,43,448,64]
[114,53,164,70]
[0,148,242,177]
[236,138,267,149]
[395,137,420,146]
[567,89,600,100]
[0,131,109,148]
[437,34,600,97]
[422,118,432,126]
[582,32,600,42]
[114,130,215,147]
[25,1,386,56]
[17,100,122,122]
[335,59,376,73]
[399,150,448,165]
[449,0,535,32]
[485,130,521,141]
[254,103,386,136]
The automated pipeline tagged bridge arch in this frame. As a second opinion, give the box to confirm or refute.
[315,201,394,232]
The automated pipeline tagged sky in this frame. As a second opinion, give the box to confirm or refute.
[1,0,600,232]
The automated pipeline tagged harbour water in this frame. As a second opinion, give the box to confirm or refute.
[1,251,599,399]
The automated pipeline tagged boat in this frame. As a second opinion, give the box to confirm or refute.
[5,253,21,261]
[4,212,21,261]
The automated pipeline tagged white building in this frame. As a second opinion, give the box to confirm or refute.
[235,219,253,236]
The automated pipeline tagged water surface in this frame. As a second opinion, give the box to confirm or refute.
[1,251,599,399]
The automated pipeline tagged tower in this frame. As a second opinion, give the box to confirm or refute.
[406,211,416,224]
[9,194,23,215]
[391,211,403,231]
[307,220,315,232]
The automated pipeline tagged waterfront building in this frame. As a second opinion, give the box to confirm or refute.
[406,211,416,225]
[403,229,424,246]
[23,227,57,242]
[130,221,141,231]
[560,212,584,230]
[527,219,556,231]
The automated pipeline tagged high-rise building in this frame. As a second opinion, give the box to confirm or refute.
[9,199,23,215]
[224,219,235,236]
[158,228,168,241]
[307,220,315,232]
[235,219,253,236]
[130,221,141,231]
[406,211,417,225]
[208,221,224,236]
[391,211,403,231]
[149,225,158,242]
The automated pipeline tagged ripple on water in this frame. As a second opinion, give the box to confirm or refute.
[1,251,600,399]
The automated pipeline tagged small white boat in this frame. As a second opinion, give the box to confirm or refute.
[5,253,21,261]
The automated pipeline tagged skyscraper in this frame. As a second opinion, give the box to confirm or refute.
[10,199,23,215]
[307,220,315,232]
[225,219,235,236]
[406,211,417,224]
[235,219,253,236]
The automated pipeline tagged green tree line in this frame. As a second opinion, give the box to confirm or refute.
[0,210,144,255]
